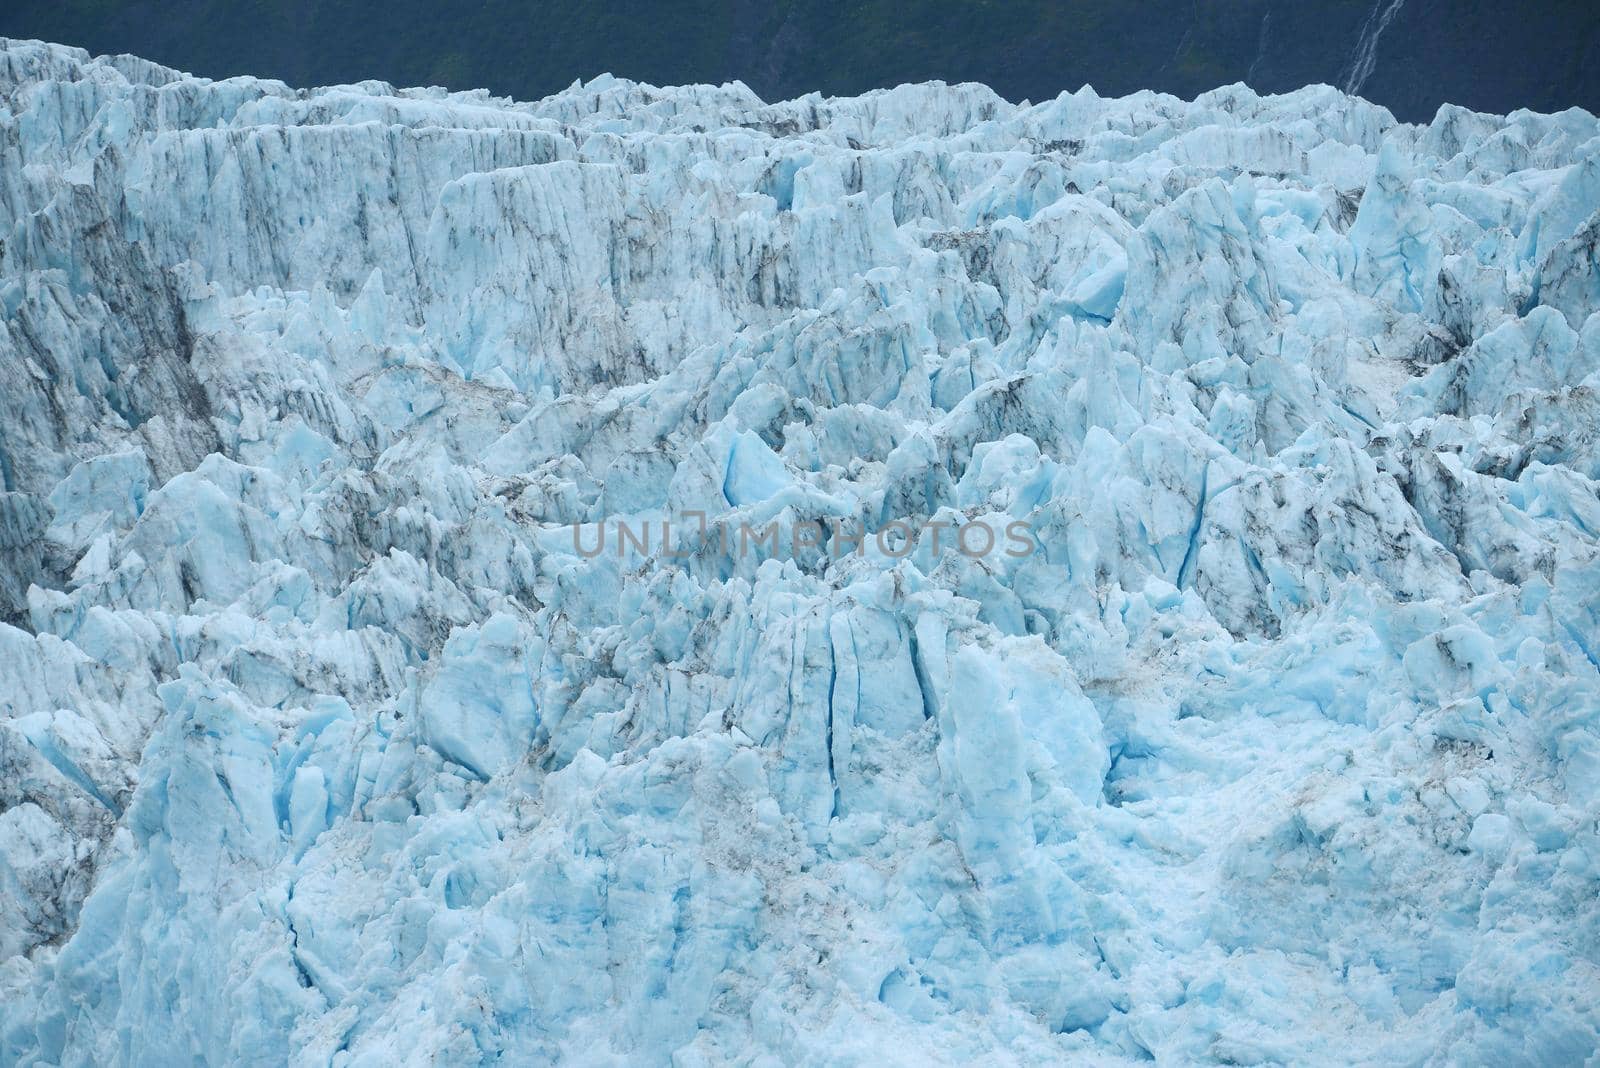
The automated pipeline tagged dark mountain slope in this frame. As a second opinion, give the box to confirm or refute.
[2,0,1597,121]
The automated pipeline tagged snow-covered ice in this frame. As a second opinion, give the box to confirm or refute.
[1,36,1599,1064]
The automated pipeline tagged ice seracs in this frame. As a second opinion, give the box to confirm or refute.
[2,35,1599,1065]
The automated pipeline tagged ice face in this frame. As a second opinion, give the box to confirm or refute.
[1,35,1599,1064]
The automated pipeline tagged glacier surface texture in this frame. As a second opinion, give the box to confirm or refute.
[3,36,1600,1066]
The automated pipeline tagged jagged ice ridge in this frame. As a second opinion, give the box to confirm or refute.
[1,36,1599,1065]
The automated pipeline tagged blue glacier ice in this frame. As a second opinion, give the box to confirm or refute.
[1,36,1599,1065]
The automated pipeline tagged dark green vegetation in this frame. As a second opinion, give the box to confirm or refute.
[4,0,1597,121]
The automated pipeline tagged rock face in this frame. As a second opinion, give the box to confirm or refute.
[1,36,1599,1065]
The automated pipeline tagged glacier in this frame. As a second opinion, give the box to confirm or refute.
[1,34,1599,1065]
